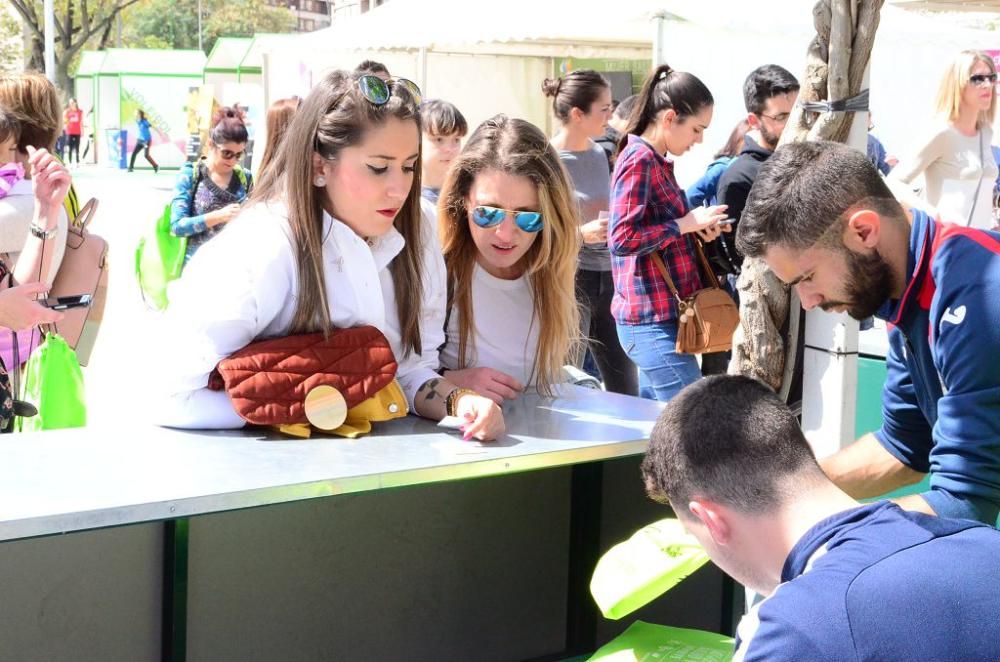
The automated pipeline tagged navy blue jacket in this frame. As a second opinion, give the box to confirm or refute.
[875,209,1000,524]
[736,502,1000,661]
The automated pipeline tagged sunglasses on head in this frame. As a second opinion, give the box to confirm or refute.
[970,73,998,86]
[471,205,544,233]
[215,146,245,161]
[357,75,423,106]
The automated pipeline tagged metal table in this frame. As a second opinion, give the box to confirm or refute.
[0,386,684,661]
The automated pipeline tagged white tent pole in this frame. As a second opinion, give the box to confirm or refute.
[801,64,869,458]
[418,47,428,96]
[43,0,55,83]
[651,11,667,66]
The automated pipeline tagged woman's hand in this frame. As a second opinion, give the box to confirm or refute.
[27,147,70,227]
[580,217,609,245]
[678,204,727,236]
[208,203,241,227]
[0,281,63,331]
[455,393,506,441]
[444,367,524,404]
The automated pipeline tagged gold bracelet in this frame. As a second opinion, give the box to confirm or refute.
[445,388,477,418]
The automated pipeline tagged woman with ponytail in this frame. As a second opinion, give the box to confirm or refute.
[169,106,254,263]
[543,70,637,396]
[609,64,729,402]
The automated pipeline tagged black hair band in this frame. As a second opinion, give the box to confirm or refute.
[799,88,869,113]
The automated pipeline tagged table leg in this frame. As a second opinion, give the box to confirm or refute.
[564,462,603,656]
[162,518,189,662]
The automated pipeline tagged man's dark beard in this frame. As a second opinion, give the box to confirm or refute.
[821,248,894,319]
[758,121,781,151]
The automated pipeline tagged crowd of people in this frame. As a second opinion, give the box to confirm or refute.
[0,44,999,658]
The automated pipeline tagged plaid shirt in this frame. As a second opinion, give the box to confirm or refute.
[609,135,705,325]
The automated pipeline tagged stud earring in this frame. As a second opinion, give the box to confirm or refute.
[314,176,327,187]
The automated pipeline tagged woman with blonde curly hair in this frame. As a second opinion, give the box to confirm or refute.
[891,50,998,229]
[438,115,581,402]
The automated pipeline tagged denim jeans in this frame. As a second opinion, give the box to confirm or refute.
[577,270,639,396]
[617,321,702,402]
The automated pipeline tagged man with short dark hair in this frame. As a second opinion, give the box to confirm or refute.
[642,375,1000,660]
[712,65,800,274]
[736,140,1000,525]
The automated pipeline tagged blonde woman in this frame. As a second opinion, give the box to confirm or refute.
[438,115,581,403]
[891,50,998,229]
[154,70,504,440]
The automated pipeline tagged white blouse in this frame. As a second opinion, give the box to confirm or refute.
[153,200,444,429]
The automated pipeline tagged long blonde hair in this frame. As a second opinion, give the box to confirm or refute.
[250,70,425,354]
[439,115,580,395]
[935,50,997,130]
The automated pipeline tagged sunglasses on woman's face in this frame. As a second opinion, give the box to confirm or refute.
[970,73,998,86]
[471,205,544,233]
[357,75,423,106]
[216,146,245,161]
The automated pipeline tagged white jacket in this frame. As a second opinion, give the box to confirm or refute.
[153,200,445,429]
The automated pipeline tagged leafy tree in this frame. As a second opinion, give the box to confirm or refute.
[121,0,295,55]
[0,8,22,72]
[4,0,143,94]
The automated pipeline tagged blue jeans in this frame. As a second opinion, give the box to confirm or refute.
[617,321,702,402]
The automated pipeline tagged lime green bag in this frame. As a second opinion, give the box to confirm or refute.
[590,517,710,620]
[20,333,86,431]
[587,620,734,661]
[135,202,187,311]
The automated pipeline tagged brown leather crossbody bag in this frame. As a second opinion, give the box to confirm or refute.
[650,239,740,355]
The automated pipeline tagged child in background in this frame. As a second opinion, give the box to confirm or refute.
[419,99,467,210]
[0,109,23,200]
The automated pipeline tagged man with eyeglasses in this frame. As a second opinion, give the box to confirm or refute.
[710,65,800,277]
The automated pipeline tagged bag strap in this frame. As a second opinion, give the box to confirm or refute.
[650,238,721,304]
[967,130,985,227]
[650,251,682,303]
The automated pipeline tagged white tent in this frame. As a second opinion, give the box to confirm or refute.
[267,0,998,186]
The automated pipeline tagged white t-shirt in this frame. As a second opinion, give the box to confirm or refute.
[440,264,539,389]
[891,123,999,230]
[0,178,68,283]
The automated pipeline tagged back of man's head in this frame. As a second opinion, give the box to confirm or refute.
[736,140,904,259]
[743,64,799,114]
[642,375,824,516]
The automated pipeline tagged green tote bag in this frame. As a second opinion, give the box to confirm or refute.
[135,202,187,311]
[20,333,86,431]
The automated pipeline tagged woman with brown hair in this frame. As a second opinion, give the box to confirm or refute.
[155,70,504,440]
[438,115,581,402]
[255,96,301,179]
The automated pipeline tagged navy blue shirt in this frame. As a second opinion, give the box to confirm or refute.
[735,502,1000,661]
[874,209,1000,524]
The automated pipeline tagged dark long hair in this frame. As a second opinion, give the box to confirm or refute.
[618,64,713,152]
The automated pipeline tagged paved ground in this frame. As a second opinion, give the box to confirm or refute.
[69,164,176,427]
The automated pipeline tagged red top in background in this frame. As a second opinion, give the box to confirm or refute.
[64,109,83,136]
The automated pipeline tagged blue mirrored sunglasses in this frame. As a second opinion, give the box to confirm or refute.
[357,75,423,106]
[471,205,544,233]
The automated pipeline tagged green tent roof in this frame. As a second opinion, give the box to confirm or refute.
[94,48,206,76]
[205,37,254,71]
[74,50,106,77]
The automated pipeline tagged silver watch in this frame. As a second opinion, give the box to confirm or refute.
[29,223,58,240]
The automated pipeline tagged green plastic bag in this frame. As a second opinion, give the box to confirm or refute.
[135,202,186,311]
[588,621,733,661]
[590,518,709,620]
[20,333,86,431]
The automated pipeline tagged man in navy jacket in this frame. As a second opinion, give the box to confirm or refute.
[736,140,1000,525]
[643,375,1000,660]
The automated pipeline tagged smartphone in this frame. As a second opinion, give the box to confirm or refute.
[716,218,735,226]
[40,294,92,310]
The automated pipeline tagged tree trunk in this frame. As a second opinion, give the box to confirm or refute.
[731,0,884,396]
